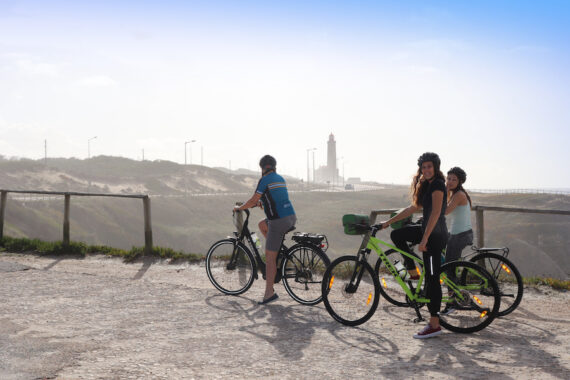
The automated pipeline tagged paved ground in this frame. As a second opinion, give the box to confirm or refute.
[0,252,569,380]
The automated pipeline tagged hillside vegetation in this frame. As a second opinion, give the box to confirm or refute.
[1,156,568,279]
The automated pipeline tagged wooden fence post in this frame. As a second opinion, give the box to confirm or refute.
[143,196,153,255]
[476,206,485,248]
[0,191,7,240]
[63,193,70,245]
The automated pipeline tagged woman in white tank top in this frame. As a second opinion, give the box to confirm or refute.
[444,167,474,264]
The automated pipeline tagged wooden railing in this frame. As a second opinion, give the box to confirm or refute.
[0,190,153,254]
[359,206,570,254]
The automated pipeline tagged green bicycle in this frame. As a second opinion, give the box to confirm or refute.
[321,216,501,333]
[376,243,523,317]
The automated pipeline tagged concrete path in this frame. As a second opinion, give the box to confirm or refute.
[0,253,568,379]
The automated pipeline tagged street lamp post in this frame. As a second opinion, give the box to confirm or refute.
[312,150,317,185]
[88,136,97,159]
[306,148,316,186]
[185,140,196,165]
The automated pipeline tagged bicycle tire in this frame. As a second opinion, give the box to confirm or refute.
[469,252,523,316]
[438,260,501,333]
[205,239,256,295]
[322,255,380,326]
[281,243,330,306]
[375,249,419,307]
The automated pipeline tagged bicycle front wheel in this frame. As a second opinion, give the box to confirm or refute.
[322,256,380,326]
[439,261,501,333]
[205,239,255,295]
[281,244,331,306]
[469,252,523,316]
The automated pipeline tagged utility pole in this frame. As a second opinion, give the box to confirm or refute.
[312,150,316,185]
[88,136,97,159]
[44,139,47,165]
[185,140,196,165]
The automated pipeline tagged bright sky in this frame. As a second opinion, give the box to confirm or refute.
[1,1,569,189]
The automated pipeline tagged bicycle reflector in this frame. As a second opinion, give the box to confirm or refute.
[366,292,372,305]
[416,267,421,277]
[480,310,488,318]
[473,295,482,305]
[328,276,335,289]
[381,277,387,289]
[501,264,511,274]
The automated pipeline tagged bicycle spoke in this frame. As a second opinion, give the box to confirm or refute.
[322,256,379,326]
[206,239,255,295]
[438,261,500,333]
[470,252,524,317]
[282,245,330,305]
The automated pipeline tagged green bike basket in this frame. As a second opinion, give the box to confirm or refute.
[342,214,370,235]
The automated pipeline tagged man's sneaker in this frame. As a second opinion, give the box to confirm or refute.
[413,324,442,339]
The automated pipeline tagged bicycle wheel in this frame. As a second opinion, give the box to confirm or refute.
[469,252,523,316]
[281,244,331,306]
[322,255,380,326]
[205,239,256,295]
[375,249,420,307]
[439,261,501,333]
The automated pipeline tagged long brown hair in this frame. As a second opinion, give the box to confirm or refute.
[410,168,446,207]
[411,152,445,207]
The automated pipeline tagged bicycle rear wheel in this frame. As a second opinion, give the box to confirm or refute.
[205,239,255,295]
[439,261,501,333]
[322,256,380,326]
[281,244,331,306]
[375,249,420,307]
[469,252,523,316]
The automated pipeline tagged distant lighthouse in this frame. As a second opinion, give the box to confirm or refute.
[315,133,340,185]
[327,133,337,177]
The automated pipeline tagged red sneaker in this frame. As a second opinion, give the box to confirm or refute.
[413,324,442,339]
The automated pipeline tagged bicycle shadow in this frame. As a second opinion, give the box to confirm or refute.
[320,300,568,379]
[388,315,566,380]
[204,294,336,360]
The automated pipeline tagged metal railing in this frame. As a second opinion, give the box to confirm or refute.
[0,190,153,254]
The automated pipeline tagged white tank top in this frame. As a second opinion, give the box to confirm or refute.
[448,203,472,235]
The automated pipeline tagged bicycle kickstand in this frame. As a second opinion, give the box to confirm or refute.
[412,303,425,323]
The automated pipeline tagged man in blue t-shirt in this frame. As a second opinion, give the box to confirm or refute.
[234,155,297,305]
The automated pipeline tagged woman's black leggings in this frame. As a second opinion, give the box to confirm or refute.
[390,225,447,317]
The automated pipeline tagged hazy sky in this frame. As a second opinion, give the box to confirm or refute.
[1,1,569,189]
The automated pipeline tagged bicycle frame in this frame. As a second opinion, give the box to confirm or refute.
[229,210,288,280]
[366,234,490,307]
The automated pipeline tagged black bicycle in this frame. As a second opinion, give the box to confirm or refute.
[205,208,331,305]
[377,242,523,317]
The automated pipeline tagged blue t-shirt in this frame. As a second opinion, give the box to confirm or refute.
[256,172,295,220]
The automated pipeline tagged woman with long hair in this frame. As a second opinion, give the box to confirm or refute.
[382,152,448,339]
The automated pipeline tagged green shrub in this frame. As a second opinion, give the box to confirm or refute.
[0,236,203,263]
[523,276,570,291]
